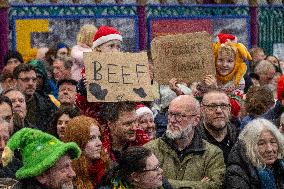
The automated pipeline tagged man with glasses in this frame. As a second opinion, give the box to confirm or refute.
[13,64,57,132]
[198,90,239,164]
[145,95,225,189]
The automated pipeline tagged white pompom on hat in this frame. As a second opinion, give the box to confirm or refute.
[92,26,123,49]
[136,106,154,118]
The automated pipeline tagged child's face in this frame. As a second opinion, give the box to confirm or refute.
[96,40,122,52]
[216,50,235,76]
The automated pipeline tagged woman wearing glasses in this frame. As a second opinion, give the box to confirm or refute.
[100,146,171,189]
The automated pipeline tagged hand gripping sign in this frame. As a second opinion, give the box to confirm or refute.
[84,52,154,102]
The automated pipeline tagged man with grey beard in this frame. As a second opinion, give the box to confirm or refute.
[144,95,225,189]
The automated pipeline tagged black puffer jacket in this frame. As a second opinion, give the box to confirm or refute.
[224,140,284,189]
[224,140,260,189]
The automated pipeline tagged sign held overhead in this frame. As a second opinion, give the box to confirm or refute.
[151,31,215,84]
[84,52,154,102]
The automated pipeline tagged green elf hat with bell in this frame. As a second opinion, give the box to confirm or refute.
[1,128,81,179]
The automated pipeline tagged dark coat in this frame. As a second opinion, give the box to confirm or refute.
[26,92,58,132]
[224,140,284,189]
[99,177,172,189]
[154,110,168,138]
[196,122,239,164]
[5,178,47,189]
[262,100,284,127]
[0,157,21,179]
[12,179,78,189]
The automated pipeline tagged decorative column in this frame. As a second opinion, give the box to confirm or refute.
[0,3,9,70]
[137,0,147,50]
[249,5,258,46]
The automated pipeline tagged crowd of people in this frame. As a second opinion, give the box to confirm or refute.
[0,24,283,189]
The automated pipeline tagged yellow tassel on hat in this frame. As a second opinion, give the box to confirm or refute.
[2,147,14,167]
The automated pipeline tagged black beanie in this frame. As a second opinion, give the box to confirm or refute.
[3,50,24,66]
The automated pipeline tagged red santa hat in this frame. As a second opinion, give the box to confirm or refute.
[217,33,237,44]
[92,26,123,49]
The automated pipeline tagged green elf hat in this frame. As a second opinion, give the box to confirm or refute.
[1,128,81,179]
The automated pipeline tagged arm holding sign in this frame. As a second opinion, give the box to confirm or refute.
[76,67,105,123]
[169,78,184,96]
[168,78,192,96]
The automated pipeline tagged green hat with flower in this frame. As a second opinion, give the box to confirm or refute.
[1,128,81,179]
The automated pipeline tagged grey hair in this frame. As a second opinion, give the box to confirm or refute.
[239,118,284,168]
[254,60,275,75]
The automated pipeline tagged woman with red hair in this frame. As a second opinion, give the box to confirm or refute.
[63,115,110,189]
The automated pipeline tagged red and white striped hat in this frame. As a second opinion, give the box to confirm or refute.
[92,26,123,49]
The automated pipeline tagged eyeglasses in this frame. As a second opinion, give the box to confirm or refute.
[18,77,37,82]
[202,103,231,111]
[142,164,160,172]
[168,112,197,122]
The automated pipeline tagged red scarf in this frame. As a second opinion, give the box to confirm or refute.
[88,159,106,188]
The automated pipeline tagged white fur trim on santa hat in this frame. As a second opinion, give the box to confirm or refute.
[136,107,154,118]
[92,34,123,49]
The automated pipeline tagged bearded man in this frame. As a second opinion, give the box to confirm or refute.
[197,90,239,164]
[145,95,225,189]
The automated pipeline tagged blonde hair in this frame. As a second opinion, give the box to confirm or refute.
[218,44,236,60]
[239,118,284,168]
[76,24,98,48]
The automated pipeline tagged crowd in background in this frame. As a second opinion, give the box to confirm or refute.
[0,24,283,189]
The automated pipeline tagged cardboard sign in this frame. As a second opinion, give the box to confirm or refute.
[151,31,215,84]
[84,52,154,102]
[0,0,9,8]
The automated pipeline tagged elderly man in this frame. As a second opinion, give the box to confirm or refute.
[1,128,80,189]
[3,88,36,133]
[198,90,239,164]
[254,60,276,87]
[57,79,78,108]
[145,95,225,189]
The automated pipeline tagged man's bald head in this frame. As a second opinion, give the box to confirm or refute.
[170,95,200,115]
[167,95,201,140]
[202,90,229,105]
